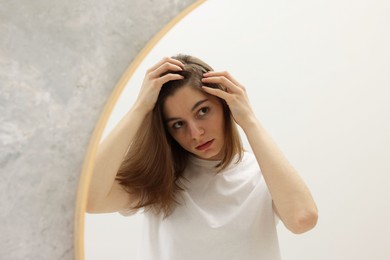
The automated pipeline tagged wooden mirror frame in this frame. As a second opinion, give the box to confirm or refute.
[73,1,205,259]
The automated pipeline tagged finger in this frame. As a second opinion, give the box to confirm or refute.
[150,57,185,71]
[147,57,185,73]
[156,73,184,86]
[201,86,231,101]
[149,62,183,79]
[204,71,244,90]
[201,75,239,93]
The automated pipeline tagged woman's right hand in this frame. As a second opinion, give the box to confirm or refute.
[133,57,185,113]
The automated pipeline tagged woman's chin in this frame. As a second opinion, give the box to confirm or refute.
[192,150,223,161]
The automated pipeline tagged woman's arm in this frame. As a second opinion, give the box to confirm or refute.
[86,105,148,213]
[242,119,318,234]
[202,71,318,234]
[87,57,184,213]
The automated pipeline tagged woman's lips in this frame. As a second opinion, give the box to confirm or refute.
[196,139,214,151]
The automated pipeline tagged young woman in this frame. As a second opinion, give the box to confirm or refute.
[87,54,318,259]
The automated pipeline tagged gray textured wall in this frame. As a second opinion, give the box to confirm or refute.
[0,0,196,259]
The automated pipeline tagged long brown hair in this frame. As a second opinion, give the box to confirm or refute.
[116,54,243,217]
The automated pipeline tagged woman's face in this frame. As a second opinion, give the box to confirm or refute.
[163,85,225,161]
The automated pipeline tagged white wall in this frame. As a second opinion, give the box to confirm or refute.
[85,0,390,259]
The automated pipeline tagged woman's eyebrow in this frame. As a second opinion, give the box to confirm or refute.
[191,99,208,112]
[164,99,209,124]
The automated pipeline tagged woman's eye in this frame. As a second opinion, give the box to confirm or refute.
[172,121,184,129]
[198,107,209,116]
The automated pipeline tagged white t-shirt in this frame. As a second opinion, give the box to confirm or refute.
[135,151,281,260]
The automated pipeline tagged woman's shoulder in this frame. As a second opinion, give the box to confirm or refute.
[240,150,256,165]
[234,150,263,175]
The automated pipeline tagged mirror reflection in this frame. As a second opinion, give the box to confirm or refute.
[84,0,390,259]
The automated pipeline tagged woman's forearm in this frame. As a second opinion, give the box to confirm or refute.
[242,117,318,234]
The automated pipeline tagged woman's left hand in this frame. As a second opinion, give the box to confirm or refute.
[201,71,256,128]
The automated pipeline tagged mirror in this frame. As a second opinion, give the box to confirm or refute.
[81,0,390,259]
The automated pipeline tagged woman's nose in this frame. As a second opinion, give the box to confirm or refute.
[188,121,204,139]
